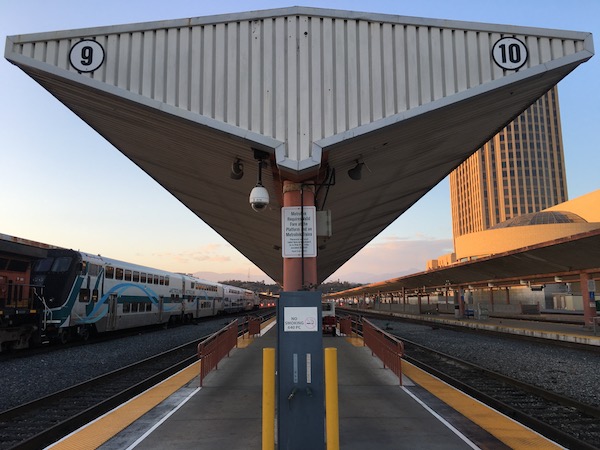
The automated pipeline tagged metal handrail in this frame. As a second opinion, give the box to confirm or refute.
[362,318,404,385]
[197,319,239,386]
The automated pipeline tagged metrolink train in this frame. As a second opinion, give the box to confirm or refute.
[1,248,260,350]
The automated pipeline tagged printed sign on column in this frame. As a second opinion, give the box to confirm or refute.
[283,307,318,332]
[282,206,317,258]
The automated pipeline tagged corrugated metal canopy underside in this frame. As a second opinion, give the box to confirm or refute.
[17,60,585,285]
[5,7,593,285]
[326,229,600,297]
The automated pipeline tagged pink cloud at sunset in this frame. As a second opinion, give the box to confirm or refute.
[327,236,454,284]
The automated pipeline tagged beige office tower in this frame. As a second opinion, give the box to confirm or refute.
[450,86,569,239]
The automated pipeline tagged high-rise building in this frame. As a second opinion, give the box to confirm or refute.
[450,86,568,239]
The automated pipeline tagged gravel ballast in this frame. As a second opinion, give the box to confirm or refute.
[0,319,232,412]
[371,318,600,409]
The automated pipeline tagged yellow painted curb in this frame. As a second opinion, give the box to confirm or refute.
[403,361,561,449]
[49,361,201,450]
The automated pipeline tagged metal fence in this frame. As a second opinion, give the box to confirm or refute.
[197,319,239,386]
[362,318,404,385]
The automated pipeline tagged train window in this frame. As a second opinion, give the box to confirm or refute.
[191,282,195,289]
[105,266,114,279]
[80,261,87,274]
[0,258,8,270]
[123,303,131,313]
[88,264,99,277]
[165,276,169,286]
[146,303,152,312]
[125,269,132,281]
[159,276,165,286]
[153,275,159,284]
[115,268,124,280]
[51,257,72,273]
[92,289,98,301]
[133,271,140,282]
[131,303,138,313]
[79,288,90,302]
[33,257,53,273]
[140,272,147,283]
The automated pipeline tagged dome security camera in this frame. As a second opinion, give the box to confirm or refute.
[249,184,269,211]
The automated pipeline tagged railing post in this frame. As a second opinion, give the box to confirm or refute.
[262,348,275,450]
[325,347,340,450]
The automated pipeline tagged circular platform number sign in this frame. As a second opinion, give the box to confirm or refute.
[69,40,105,73]
[492,37,528,70]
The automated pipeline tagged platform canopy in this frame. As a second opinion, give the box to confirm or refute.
[5,7,593,285]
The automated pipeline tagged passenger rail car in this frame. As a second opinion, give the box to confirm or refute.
[29,249,259,344]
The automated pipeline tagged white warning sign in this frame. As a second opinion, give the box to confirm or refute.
[283,307,318,332]
[282,206,317,258]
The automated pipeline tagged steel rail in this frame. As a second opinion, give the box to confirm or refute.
[400,338,600,450]
[0,311,274,449]
[0,338,204,450]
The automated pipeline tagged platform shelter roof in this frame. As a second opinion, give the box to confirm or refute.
[325,229,600,298]
[5,7,594,284]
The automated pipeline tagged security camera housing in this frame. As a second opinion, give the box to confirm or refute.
[249,184,269,211]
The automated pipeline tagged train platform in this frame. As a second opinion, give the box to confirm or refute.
[352,306,600,347]
[48,318,566,450]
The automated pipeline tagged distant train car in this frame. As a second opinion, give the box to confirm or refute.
[243,289,261,311]
[182,279,223,321]
[222,285,246,314]
[322,301,336,336]
[259,293,278,308]
[29,248,258,344]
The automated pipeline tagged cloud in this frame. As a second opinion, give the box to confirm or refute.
[327,236,453,284]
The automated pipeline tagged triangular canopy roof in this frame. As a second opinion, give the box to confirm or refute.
[5,7,593,285]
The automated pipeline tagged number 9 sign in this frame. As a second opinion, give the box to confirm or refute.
[492,37,528,71]
[69,40,105,73]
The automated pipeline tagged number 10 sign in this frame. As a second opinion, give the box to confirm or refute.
[492,36,528,71]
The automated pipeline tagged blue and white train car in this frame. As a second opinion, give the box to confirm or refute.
[29,249,241,343]
[182,279,223,320]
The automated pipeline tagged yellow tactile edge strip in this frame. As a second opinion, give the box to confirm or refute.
[49,319,278,450]
[49,361,202,450]
[402,361,563,450]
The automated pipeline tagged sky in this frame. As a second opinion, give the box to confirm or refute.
[1,0,598,284]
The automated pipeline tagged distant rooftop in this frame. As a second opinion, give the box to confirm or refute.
[490,211,587,229]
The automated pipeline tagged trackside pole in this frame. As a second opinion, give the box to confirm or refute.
[325,347,340,450]
[262,348,275,450]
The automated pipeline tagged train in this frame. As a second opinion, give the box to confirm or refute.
[1,247,260,350]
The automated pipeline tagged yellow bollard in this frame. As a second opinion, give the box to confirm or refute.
[262,348,275,450]
[325,347,340,450]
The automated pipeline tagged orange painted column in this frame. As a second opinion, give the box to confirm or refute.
[581,272,598,327]
[282,181,317,292]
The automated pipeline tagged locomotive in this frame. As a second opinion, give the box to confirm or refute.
[2,248,259,349]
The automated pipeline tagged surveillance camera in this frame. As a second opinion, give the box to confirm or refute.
[249,184,269,211]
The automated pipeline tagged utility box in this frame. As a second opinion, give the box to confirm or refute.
[277,291,325,450]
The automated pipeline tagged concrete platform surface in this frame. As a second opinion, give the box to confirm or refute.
[99,327,476,450]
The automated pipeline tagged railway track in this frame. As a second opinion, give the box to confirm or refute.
[400,338,600,450]
[0,311,273,449]
[0,337,202,449]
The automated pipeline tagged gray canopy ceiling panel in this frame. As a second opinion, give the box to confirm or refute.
[6,7,593,284]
